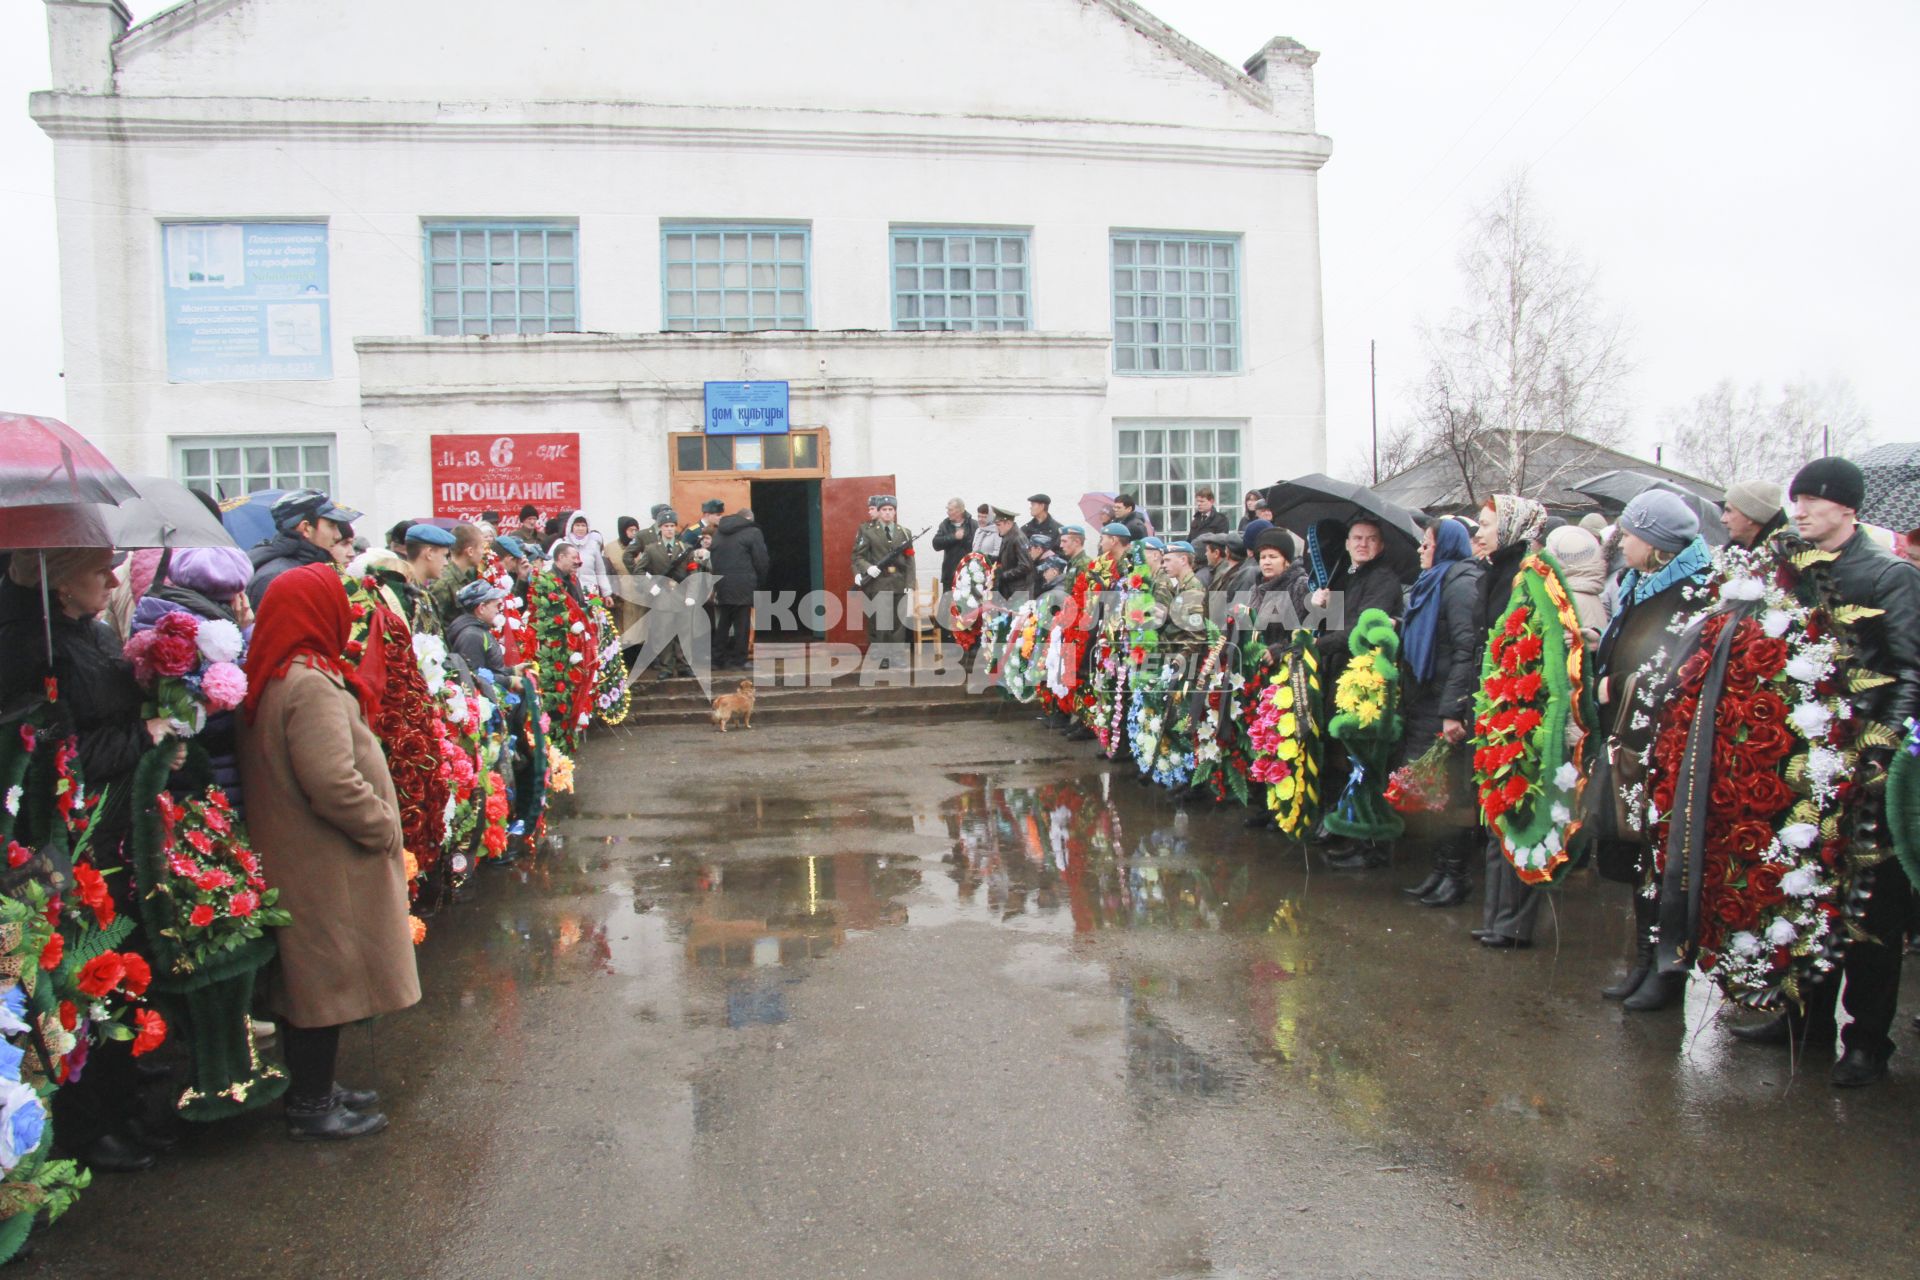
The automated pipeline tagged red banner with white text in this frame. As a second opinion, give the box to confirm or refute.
[431,433,581,520]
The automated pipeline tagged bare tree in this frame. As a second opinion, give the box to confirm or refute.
[1340,418,1425,485]
[1405,174,1633,502]
[1662,376,1872,487]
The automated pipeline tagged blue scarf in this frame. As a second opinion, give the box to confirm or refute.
[1402,519,1473,684]
[1620,535,1713,606]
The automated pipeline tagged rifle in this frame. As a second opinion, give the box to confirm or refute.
[862,525,932,582]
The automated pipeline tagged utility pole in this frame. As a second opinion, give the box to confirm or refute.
[1823,423,1831,456]
[1369,339,1379,485]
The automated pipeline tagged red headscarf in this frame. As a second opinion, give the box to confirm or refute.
[242,563,379,724]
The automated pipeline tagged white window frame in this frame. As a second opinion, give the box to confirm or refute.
[173,435,337,502]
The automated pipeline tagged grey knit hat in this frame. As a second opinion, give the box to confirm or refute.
[1722,479,1784,524]
[1618,489,1698,554]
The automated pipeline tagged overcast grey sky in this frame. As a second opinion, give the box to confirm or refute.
[2,0,1915,466]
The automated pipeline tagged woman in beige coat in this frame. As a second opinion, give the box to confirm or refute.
[239,563,419,1140]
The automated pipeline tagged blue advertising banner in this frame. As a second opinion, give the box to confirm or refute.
[163,222,332,382]
[704,381,790,435]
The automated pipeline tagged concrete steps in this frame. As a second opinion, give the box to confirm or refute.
[609,667,1015,728]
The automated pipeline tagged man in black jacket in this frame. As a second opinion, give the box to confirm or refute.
[1312,517,1406,869]
[246,489,361,608]
[1727,458,1920,1087]
[1183,487,1230,545]
[1110,493,1150,543]
[990,507,1033,598]
[932,499,977,592]
[1022,494,1063,546]
[709,509,770,670]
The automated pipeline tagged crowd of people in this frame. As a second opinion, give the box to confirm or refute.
[962,463,1918,1092]
[2,449,1917,1259]
[0,484,662,1258]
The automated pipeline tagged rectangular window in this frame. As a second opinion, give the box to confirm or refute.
[424,221,578,336]
[174,435,335,501]
[890,228,1030,332]
[1110,232,1240,375]
[662,225,809,332]
[1114,420,1242,535]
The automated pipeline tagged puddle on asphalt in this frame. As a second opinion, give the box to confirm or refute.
[934,772,1294,934]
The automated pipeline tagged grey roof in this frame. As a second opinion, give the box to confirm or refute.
[1374,431,1722,515]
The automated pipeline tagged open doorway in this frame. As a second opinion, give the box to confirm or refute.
[749,478,821,640]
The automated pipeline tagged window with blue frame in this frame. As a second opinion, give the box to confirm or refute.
[662,225,809,331]
[425,222,577,336]
[891,228,1030,331]
[1110,233,1240,374]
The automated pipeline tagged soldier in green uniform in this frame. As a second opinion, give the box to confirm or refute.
[624,504,673,569]
[400,522,457,638]
[852,494,914,666]
[1058,525,1090,578]
[629,508,695,678]
[428,523,487,629]
[1154,540,1209,636]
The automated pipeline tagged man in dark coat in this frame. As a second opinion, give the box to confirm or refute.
[1313,517,1405,671]
[932,499,977,592]
[990,507,1033,598]
[1183,487,1230,545]
[447,579,511,684]
[1726,458,1920,1087]
[709,509,770,670]
[247,488,361,608]
[1022,494,1063,546]
[1111,493,1150,543]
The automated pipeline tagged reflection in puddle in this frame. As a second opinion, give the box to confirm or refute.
[1125,994,1236,1102]
[938,772,1292,934]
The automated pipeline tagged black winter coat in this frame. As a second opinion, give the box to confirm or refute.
[1119,511,1150,543]
[708,514,770,607]
[1184,509,1230,544]
[1317,556,1404,672]
[1830,528,1920,730]
[448,612,508,682]
[932,516,977,589]
[1021,515,1063,546]
[246,532,332,608]
[1400,558,1487,755]
[995,532,1034,596]
[0,578,151,859]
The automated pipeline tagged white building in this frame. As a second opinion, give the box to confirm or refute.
[34,0,1330,633]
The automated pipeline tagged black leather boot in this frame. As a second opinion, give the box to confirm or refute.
[1419,849,1472,907]
[1602,895,1657,1000]
[1623,967,1687,1012]
[1402,855,1446,899]
[286,1098,389,1142]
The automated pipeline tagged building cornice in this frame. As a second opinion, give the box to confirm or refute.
[29,94,1333,172]
[354,330,1116,357]
[358,378,1111,409]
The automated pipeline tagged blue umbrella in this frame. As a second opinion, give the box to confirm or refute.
[218,489,287,551]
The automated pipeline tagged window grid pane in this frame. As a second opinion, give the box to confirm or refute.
[891,230,1031,333]
[1113,422,1242,535]
[1110,234,1239,376]
[173,435,335,503]
[661,227,809,332]
[424,222,579,336]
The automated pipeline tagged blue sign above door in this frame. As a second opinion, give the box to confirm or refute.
[704,381,791,435]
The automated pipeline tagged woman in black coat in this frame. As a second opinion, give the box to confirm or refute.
[1469,495,1549,947]
[1588,491,1717,1010]
[0,549,180,1172]
[1396,518,1485,906]
[932,499,976,591]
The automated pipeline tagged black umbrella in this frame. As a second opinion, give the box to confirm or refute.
[1261,473,1422,583]
[1855,442,1920,531]
[0,474,237,552]
[1569,470,1728,547]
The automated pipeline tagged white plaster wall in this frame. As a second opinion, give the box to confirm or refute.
[34,0,1329,535]
[109,0,1311,133]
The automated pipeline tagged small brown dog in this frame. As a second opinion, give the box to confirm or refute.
[709,679,756,732]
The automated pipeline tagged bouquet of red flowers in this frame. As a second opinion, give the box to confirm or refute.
[1387,737,1454,815]
[147,788,289,978]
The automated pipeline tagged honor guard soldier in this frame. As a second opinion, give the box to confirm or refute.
[852,494,915,664]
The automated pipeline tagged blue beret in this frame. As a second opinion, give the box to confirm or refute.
[1101,522,1133,539]
[406,523,456,546]
[1140,536,1166,551]
[1058,525,1086,540]
[492,535,526,559]
[1165,540,1195,555]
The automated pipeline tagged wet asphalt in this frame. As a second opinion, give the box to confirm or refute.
[23,714,1919,1279]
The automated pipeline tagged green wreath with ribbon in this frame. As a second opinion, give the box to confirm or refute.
[1323,609,1405,842]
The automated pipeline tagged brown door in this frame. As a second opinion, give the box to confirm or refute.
[822,474,896,649]
[669,476,753,530]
